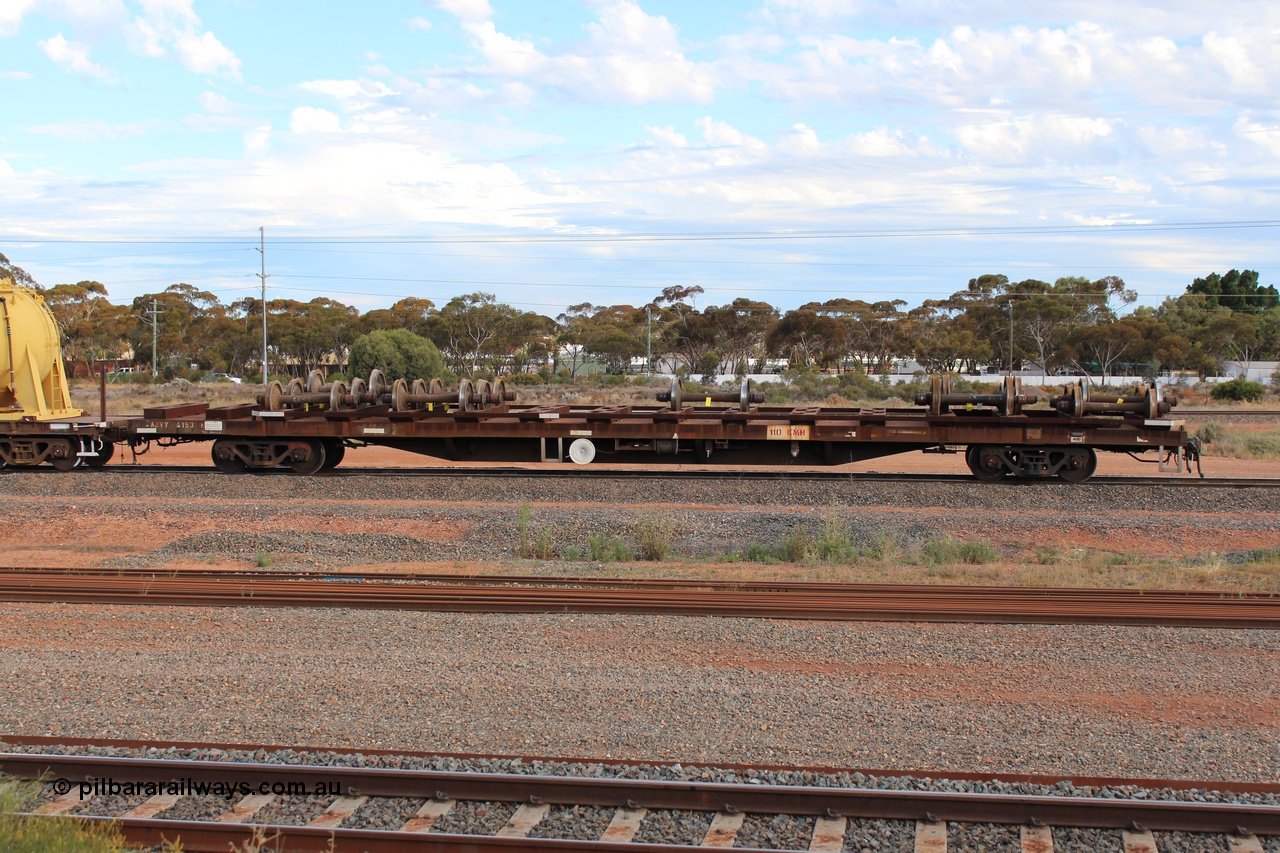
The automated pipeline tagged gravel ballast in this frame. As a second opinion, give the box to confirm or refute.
[2,606,1277,782]
[3,470,1279,570]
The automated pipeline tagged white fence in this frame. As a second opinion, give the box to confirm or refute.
[683,372,1255,388]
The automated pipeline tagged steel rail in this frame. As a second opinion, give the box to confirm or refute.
[29,818,680,853]
[8,566,1280,599]
[8,734,1280,796]
[2,572,1277,627]
[7,754,1280,837]
[8,464,1273,486]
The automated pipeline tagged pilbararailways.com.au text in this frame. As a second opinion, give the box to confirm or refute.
[50,777,343,801]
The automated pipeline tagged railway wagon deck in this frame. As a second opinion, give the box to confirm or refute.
[118,374,1193,482]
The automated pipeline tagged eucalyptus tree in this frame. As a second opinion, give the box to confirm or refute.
[44,280,131,370]
[128,283,232,374]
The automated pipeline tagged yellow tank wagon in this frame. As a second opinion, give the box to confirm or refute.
[0,277,81,421]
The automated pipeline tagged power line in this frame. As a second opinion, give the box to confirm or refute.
[3,219,1279,245]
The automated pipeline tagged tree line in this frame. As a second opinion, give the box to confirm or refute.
[4,253,1277,383]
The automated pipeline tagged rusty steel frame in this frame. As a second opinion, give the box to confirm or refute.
[6,754,1279,836]
[127,399,1186,456]
[2,571,1278,627]
[0,388,1197,478]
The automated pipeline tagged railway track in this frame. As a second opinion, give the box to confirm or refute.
[5,749,1278,852]
[2,569,1277,627]
[7,463,1276,487]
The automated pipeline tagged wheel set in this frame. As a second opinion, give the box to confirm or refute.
[259,370,515,414]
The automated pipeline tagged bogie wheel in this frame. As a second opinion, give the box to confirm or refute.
[263,380,285,412]
[966,445,1008,481]
[368,369,387,399]
[321,440,346,471]
[49,439,79,471]
[1056,447,1097,483]
[288,439,327,475]
[84,441,115,468]
[211,439,247,474]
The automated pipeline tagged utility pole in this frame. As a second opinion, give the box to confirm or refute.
[646,305,652,376]
[146,297,163,378]
[1009,301,1014,378]
[255,226,269,384]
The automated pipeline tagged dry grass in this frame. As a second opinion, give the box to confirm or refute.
[68,379,250,416]
[1197,422,1280,461]
[190,542,1280,592]
[0,777,132,852]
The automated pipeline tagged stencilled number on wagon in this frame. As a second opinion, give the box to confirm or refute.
[766,424,810,440]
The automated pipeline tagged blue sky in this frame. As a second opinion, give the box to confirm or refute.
[2,0,1278,316]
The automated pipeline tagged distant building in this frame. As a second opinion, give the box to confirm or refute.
[1224,361,1278,384]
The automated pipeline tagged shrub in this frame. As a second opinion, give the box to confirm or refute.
[634,515,676,561]
[506,373,543,386]
[1196,421,1226,444]
[922,538,998,565]
[348,329,449,384]
[1211,378,1266,402]
[777,529,811,563]
[587,534,633,562]
[812,515,857,562]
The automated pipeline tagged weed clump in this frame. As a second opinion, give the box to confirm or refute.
[634,515,677,562]
[0,778,135,852]
[921,538,999,566]
[516,504,557,560]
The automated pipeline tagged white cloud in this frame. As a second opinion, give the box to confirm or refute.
[243,125,271,157]
[445,1,716,105]
[582,117,951,218]
[462,20,544,76]
[1236,114,1280,157]
[432,0,493,24]
[1,70,34,79]
[408,15,432,30]
[289,107,341,134]
[39,32,112,79]
[126,0,241,80]
[38,0,129,36]
[0,0,35,37]
[1202,32,1265,91]
[646,126,688,147]
[954,113,1113,164]
[173,30,240,78]
[199,90,233,114]
[744,18,1280,114]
